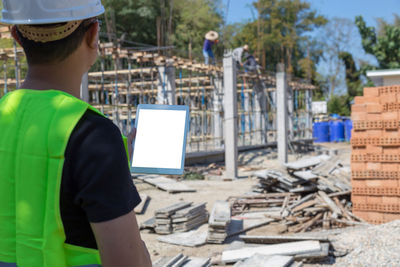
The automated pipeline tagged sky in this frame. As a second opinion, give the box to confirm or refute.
[226,0,400,27]
[225,0,400,95]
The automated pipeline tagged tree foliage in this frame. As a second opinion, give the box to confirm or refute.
[231,0,327,76]
[356,15,400,69]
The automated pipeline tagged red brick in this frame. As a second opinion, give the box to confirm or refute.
[383,213,400,222]
[366,113,382,120]
[352,112,367,121]
[367,145,383,154]
[383,147,398,155]
[366,162,380,170]
[367,196,382,204]
[352,210,369,222]
[368,211,384,223]
[364,87,380,97]
[382,196,400,205]
[352,104,367,113]
[382,112,399,120]
[352,195,367,204]
[382,180,398,187]
[381,163,398,171]
[354,96,364,104]
[367,130,383,137]
[352,179,366,187]
[380,93,397,104]
[366,103,383,114]
[366,180,383,187]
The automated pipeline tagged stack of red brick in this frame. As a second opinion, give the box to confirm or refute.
[351,85,400,224]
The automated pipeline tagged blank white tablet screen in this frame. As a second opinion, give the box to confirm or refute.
[132,109,187,169]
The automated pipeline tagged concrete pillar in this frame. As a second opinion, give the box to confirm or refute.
[255,82,267,144]
[80,72,89,103]
[212,75,223,149]
[305,89,313,139]
[223,51,238,179]
[276,64,288,164]
[244,92,250,145]
[158,64,176,105]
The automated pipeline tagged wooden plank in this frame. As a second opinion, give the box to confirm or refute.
[181,257,211,267]
[209,201,231,224]
[234,254,293,267]
[284,157,321,171]
[239,235,329,244]
[142,176,197,193]
[134,193,149,214]
[221,241,321,263]
[318,191,342,218]
[157,228,208,247]
[156,202,192,217]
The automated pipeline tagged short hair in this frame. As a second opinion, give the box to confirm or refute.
[16,18,94,65]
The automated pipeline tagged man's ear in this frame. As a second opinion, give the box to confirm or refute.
[86,22,99,50]
[11,26,23,47]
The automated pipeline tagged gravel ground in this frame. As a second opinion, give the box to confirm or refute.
[329,220,400,266]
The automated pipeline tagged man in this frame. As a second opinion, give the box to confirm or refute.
[232,44,249,69]
[243,51,261,74]
[0,1,151,266]
[203,31,219,65]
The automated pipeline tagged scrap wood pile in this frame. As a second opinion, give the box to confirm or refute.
[142,201,208,235]
[228,156,361,234]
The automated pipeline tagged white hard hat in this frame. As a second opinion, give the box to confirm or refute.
[1,0,105,25]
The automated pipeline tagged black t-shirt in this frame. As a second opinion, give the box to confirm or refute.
[60,110,141,249]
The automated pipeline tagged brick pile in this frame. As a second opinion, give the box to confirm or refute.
[351,85,400,224]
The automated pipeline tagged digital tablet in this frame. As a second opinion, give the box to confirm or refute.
[131,104,190,175]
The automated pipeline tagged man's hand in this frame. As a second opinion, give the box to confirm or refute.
[127,128,136,162]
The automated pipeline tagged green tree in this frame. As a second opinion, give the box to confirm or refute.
[356,15,400,69]
[232,0,327,76]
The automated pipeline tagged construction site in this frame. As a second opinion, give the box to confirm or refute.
[1,9,400,266]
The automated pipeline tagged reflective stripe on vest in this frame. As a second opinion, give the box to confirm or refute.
[0,90,105,266]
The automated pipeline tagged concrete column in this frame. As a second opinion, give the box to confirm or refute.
[276,64,288,164]
[244,92,250,145]
[305,89,313,139]
[212,74,223,149]
[255,82,267,144]
[223,51,238,179]
[80,72,89,103]
[158,64,176,105]
[287,79,294,140]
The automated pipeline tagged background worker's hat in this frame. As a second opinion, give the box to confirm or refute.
[205,31,219,41]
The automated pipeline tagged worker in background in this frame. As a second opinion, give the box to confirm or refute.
[203,31,219,65]
[243,51,262,74]
[233,44,249,69]
[0,0,151,266]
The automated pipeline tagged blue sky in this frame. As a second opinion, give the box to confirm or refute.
[226,0,400,27]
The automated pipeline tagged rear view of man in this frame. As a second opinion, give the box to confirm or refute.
[0,1,151,266]
[232,44,249,69]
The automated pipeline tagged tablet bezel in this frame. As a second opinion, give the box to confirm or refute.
[130,104,190,175]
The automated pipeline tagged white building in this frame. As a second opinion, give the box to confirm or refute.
[367,69,400,86]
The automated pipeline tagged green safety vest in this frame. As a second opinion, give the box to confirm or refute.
[0,89,125,267]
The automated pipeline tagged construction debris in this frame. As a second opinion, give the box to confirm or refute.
[233,254,294,267]
[153,254,211,267]
[157,228,208,247]
[134,193,150,214]
[154,202,208,235]
[207,201,231,244]
[139,176,197,193]
[221,240,321,263]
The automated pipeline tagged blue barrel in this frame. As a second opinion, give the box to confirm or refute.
[330,120,345,142]
[314,121,330,143]
[344,120,353,142]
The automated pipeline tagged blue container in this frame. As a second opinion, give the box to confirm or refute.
[330,120,345,142]
[314,121,330,143]
[344,120,353,142]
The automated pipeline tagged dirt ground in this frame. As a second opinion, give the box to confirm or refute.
[134,142,352,264]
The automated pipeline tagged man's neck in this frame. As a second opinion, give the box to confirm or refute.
[20,61,84,98]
